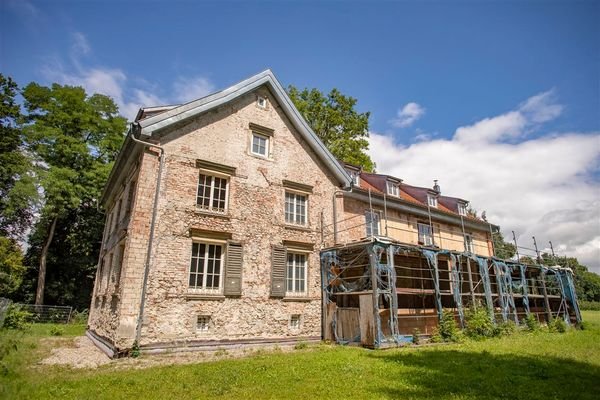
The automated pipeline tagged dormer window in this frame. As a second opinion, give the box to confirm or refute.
[427,195,437,208]
[345,168,361,187]
[458,203,467,216]
[386,181,399,197]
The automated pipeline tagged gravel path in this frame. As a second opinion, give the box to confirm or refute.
[40,336,111,369]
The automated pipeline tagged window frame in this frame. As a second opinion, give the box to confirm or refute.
[257,95,268,109]
[285,191,308,226]
[427,195,438,208]
[251,132,269,158]
[196,171,230,214]
[386,181,400,197]
[188,240,225,295]
[417,222,434,246]
[285,251,308,297]
[464,233,474,253]
[458,203,467,216]
[365,210,381,237]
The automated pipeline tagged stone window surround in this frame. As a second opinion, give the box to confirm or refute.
[248,122,274,160]
[194,159,236,215]
[282,180,313,228]
[188,238,226,296]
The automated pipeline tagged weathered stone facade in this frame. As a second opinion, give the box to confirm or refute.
[88,76,346,353]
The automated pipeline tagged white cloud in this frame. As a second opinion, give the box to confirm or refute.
[370,91,600,273]
[390,102,426,128]
[39,33,214,121]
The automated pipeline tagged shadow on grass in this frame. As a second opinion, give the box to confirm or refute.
[370,349,600,400]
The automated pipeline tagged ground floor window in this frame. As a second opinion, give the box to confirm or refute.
[286,252,307,296]
[189,242,223,293]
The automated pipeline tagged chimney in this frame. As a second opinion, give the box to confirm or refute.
[433,179,440,194]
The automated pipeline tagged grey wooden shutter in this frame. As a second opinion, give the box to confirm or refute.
[271,245,287,297]
[224,242,243,296]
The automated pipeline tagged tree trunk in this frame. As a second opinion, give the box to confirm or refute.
[35,216,58,305]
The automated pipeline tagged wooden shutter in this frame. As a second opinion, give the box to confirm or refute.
[271,245,287,297]
[224,242,243,296]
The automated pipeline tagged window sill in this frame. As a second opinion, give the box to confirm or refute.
[194,208,231,220]
[185,293,226,301]
[284,224,312,232]
[283,296,313,302]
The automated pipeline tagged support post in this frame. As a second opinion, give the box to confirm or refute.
[540,268,552,322]
[465,257,476,307]
[368,244,381,347]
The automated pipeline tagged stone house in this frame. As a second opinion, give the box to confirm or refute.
[87,70,352,356]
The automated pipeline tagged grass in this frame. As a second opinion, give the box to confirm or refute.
[1,314,600,399]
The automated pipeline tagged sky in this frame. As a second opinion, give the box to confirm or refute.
[2,0,599,271]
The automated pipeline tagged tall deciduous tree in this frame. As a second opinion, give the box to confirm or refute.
[287,85,375,172]
[0,74,37,238]
[22,83,126,305]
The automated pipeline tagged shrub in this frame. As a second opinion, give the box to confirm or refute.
[50,326,64,336]
[412,328,421,345]
[464,307,495,339]
[131,341,140,358]
[579,301,600,311]
[548,317,568,333]
[524,314,540,332]
[294,341,307,350]
[437,310,461,342]
[495,320,517,337]
[2,304,31,330]
[70,309,89,324]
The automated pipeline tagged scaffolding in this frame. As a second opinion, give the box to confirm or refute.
[320,237,582,349]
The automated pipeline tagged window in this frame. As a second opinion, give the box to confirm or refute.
[285,192,307,225]
[346,169,360,186]
[465,234,474,253]
[418,223,433,246]
[286,253,307,296]
[189,242,224,293]
[458,203,467,216]
[257,96,267,109]
[365,210,380,237]
[197,315,211,332]
[197,173,228,213]
[116,199,123,226]
[387,181,399,197]
[290,314,301,329]
[251,133,269,157]
[126,180,137,216]
[427,195,438,208]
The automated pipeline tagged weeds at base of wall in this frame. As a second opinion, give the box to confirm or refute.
[214,348,228,357]
[131,341,140,358]
[412,328,421,345]
[294,341,308,350]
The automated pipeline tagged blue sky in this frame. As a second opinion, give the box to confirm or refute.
[2,0,599,270]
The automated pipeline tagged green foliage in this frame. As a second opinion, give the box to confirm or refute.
[495,320,517,337]
[524,314,541,332]
[294,341,307,350]
[131,341,140,358]
[548,318,568,333]
[412,328,421,345]
[2,304,31,330]
[579,301,600,311]
[436,310,461,342]
[0,237,26,296]
[49,326,64,336]
[464,306,496,339]
[287,85,375,172]
[491,231,516,260]
[70,309,89,324]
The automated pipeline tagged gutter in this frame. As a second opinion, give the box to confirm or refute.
[130,123,165,346]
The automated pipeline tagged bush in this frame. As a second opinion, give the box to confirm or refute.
[70,309,89,324]
[464,307,496,339]
[437,310,461,342]
[2,304,31,330]
[524,314,540,332]
[412,328,421,345]
[495,320,517,337]
[579,301,600,311]
[50,326,65,336]
[548,317,568,333]
[294,341,308,350]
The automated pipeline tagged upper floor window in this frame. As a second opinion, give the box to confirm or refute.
[417,223,433,246]
[427,195,438,208]
[189,242,223,293]
[197,173,228,213]
[251,133,269,157]
[286,252,307,296]
[387,181,400,197]
[458,203,467,216]
[465,234,474,253]
[346,169,360,186]
[285,192,307,226]
[257,96,267,109]
[365,210,380,237]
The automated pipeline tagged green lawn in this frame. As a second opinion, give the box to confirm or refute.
[2,313,600,400]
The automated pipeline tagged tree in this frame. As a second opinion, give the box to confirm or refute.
[541,253,600,302]
[492,231,516,260]
[0,74,37,238]
[21,83,126,305]
[287,85,375,172]
[0,237,26,296]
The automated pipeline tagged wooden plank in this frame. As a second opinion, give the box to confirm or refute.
[359,295,375,347]
[324,302,337,341]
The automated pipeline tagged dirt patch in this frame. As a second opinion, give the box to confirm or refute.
[40,336,303,370]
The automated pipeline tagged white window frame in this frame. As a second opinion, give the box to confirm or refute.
[427,195,438,208]
[188,241,225,294]
[251,132,269,157]
[458,203,467,216]
[417,223,433,246]
[197,315,211,332]
[465,234,474,253]
[290,314,301,329]
[257,96,267,109]
[365,210,381,237]
[286,252,308,297]
[285,191,308,226]
[196,172,229,213]
[386,181,399,197]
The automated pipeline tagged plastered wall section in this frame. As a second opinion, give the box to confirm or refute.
[337,197,492,257]
[130,88,341,346]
